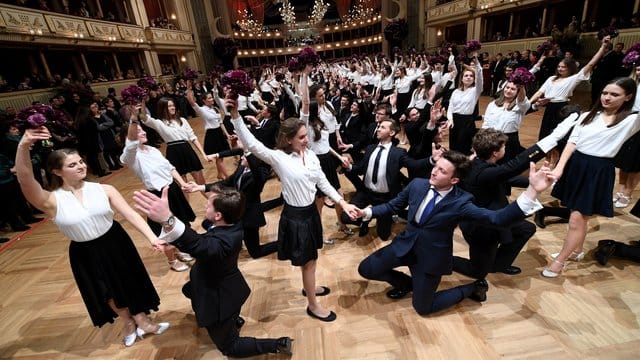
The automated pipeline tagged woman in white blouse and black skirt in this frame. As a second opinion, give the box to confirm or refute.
[227,87,359,323]
[446,52,483,155]
[140,97,211,187]
[544,77,640,278]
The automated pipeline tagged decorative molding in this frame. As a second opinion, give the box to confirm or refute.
[0,7,48,34]
[236,35,383,58]
[85,21,119,40]
[386,0,407,22]
[427,0,471,23]
[45,14,88,37]
[118,24,145,42]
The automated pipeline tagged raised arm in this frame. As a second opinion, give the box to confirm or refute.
[15,128,56,216]
[581,35,611,77]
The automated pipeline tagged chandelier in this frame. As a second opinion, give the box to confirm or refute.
[309,0,329,26]
[280,0,296,27]
[345,0,375,24]
[236,9,263,33]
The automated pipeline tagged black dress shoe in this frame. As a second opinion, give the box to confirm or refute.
[306,307,337,322]
[469,279,489,302]
[301,286,331,297]
[236,316,245,329]
[386,287,412,300]
[534,211,546,228]
[358,221,370,237]
[595,240,617,266]
[275,337,293,355]
[500,266,522,275]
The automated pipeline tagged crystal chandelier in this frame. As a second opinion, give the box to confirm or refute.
[236,8,263,33]
[280,0,296,28]
[345,0,375,24]
[309,0,329,26]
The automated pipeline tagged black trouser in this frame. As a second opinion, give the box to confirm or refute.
[340,189,393,240]
[244,226,278,259]
[612,242,640,263]
[454,220,536,279]
[358,246,476,315]
[205,312,280,357]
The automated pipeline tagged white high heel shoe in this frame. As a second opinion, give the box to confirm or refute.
[136,322,170,339]
[551,251,585,262]
[124,329,138,347]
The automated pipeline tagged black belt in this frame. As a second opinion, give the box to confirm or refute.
[167,140,188,145]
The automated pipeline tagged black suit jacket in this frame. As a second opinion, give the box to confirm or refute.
[371,178,527,275]
[172,223,250,327]
[250,117,279,149]
[350,143,429,196]
[339,113,365,152]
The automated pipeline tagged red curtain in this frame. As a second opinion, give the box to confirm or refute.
[247,0,266,24]
[335,0,352,21]
[227,0,248,23]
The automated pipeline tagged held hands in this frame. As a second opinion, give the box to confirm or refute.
[340,202,361,221]
[133,186,171,223]
[205,154,216,163]
[182,181,205,193]
[528,161,556,194]
[19,127,51,147]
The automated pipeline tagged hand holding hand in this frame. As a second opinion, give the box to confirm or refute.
[182,181,204,193]
[133,187,171,223]
[528,161,555,193]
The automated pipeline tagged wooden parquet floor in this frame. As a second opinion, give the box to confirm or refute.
[1,96,640,359]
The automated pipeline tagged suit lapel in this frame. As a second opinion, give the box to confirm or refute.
[421,186,459,224]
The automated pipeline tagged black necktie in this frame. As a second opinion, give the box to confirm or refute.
[371,145,384,184]
[419,188,439,224]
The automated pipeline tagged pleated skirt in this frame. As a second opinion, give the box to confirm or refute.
[166,141,203,175]
[69,221,160,327]
[277,203,323,266]
[204,127,231,155]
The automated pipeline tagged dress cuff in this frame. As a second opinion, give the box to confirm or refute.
[159,219,186,243]
[515,194,543,216]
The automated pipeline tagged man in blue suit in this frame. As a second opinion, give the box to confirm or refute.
[354,150,553,315]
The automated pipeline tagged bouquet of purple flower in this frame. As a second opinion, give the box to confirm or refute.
[623,50,640,68]
[275,73,285,82]
[221,70,253,110]
[628,42,640,54]
[429,55,447,66]
[182,67,198,80]
[137,75,156,89]
[440,42,454,56]
[121,85,147,104]
[15,104,68,147]
[509,67,536,86]
[287,57,301,72]
[297,47,321,66]
[536,40,554,54]
[464,39,481,52]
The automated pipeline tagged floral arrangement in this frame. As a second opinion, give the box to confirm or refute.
[120,85,147,104]
[623,50,640,68]
[212,37,239,60]
[182,67,198,80]
[383,19,409,43]
[137,75,156,89]
[14,104,68,146]
[508,67,536,86]
[429,55,447,66]
[597,26,619,40]
[464,39,482,52]
[440,42,454,56]
[287,57,300,72]
[221,69,253,105]
[536,40,555,54]
[297,47,321,66]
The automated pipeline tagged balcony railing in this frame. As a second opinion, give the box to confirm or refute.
[236,35,384,58]
[0,3,194,49]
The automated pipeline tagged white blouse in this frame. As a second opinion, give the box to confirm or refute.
[192,104,222,130]
[570,112,640,157]
[231,116,342,207]
[447,62,483,119]
[482,97,531,133]
[120,139,174,191]
[52,182,113,242]
[143,116,197,142]
[538,68,590,102]
[301,112,331,155]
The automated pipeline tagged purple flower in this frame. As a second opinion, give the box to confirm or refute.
[623,50,640,68]
[182,67,198,80]
[509,67,536,86]
[440,42,454,56]
[628,42,640,54]
[137,76,157,89]
[536,40,555,54]
[27,113,47,128]
[464,39,481,52]
[429,55,446,66]
[288,57,301,72]
[121,85,147,104]
[297,47,321,66]
[221,70,253,99]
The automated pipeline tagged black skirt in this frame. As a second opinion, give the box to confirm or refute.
[316,152,341,195]
[277,203,323,266]
[450,113,477,155]
[551,151,616,217]
[614,131,640,172]
[538,101,568,140]
[165,141,203,175]
[147,182,196,235]
[69,221,160,327]
[204,127,231,155]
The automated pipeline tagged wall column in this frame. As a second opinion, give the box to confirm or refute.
[39,50,52,80]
